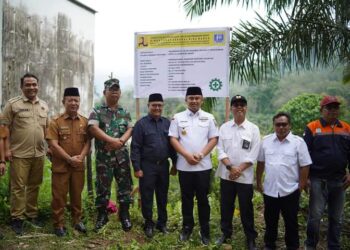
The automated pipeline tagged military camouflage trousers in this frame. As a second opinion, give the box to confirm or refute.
[95,158,133,208]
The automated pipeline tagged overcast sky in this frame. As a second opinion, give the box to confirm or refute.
[80,0,263,93]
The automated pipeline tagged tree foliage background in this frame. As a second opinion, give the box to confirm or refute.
[182,0,350,84]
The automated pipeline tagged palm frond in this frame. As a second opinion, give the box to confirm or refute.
[182,0,296,18]
[202,97,217,113]
[230,1,350,83]
[181,0,350,84]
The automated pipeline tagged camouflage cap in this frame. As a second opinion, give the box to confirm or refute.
[104,78,120,90]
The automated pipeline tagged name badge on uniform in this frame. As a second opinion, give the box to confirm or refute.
[241,136,251,150]
[242,140,250,149]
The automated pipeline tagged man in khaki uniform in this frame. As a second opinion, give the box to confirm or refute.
[2,73,49,235]
[47,87,90,237]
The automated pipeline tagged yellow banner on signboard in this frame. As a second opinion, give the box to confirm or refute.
[137,32,226,49]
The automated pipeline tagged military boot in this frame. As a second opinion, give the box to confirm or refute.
[94,207,109,232]
[119,203,132,231]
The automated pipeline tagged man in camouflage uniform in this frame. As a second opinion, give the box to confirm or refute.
[88,78,133,232]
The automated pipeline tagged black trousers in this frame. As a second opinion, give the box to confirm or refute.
[139,161,169,226]
[220,179,257,240]
[178,169,211,236]
[263,189,300,250]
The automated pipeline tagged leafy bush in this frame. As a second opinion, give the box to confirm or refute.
[278,93,323,136]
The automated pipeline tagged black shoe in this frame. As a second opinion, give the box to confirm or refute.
[27,217,44,228]
[200,232,210,246]
[304,244,316,250]
[54,227,67,237]
[215,234,230,245]
[119,204,132,232]
[144,224,154,238]
[11,219,24,235]
[179,227,192,242]
[120,218,132,232]
[74,222,87,233]
[94,210,109,232]
[247,239,257,250]
[156,224,168,234]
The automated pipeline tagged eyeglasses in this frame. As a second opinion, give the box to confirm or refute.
[324,104,339,110]
[232,103,247,108]
[274,122,289,127]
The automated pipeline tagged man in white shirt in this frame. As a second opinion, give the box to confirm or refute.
[215,95,260,250]
[169,86,218,245]
[257,112,312,250]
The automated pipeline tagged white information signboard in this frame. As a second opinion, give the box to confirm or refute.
[134,27,230,98]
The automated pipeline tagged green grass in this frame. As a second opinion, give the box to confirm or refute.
[1,156,350,249]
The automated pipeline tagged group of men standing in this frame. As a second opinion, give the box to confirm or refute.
[130,85,350,250]
[0,73,349,250]
[0,75,135,237]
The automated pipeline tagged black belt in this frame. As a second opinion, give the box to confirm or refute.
[143,158,168,165]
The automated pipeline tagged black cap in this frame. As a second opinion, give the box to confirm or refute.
[186,86,202,96]
[64,87,80,97]
[230,95,247,106]
[148,93,163,102]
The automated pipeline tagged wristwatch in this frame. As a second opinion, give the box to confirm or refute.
[226,164,232,170]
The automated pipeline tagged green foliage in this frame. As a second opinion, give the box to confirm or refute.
[182,0,350,84]
[201,97,217,114]
[1,155,350,248]
[278,93,322,136]
[344,64,350,84]
[0,163,10,223]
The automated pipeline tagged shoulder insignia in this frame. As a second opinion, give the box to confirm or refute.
[78,113,88,120]
[8,96,22,104]
[51,114,61,120]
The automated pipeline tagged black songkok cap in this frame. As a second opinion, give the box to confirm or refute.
[230,95,247,106]
[186,86,202,96]
[64,87,80,97]
[148,93,163,102]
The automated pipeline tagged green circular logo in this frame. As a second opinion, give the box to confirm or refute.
[209,78,223,91]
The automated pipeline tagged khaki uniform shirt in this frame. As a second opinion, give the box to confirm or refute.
[47,113,88,173]
[2,95,49,158]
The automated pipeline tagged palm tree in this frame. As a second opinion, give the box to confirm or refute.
[182,0,350,84]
